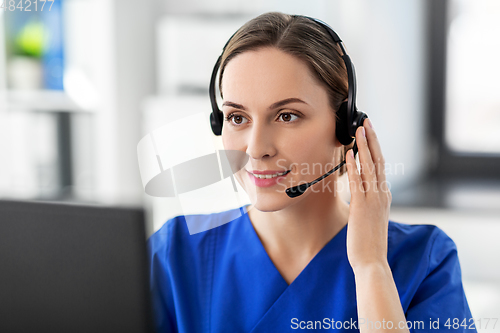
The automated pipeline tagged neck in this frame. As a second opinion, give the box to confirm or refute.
[246,177,350,260]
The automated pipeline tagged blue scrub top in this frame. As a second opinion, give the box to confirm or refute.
[147,205,476,332]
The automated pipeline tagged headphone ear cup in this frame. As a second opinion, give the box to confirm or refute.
[210,110,224,135]
[210,110,223,136]
[336,101,354,146]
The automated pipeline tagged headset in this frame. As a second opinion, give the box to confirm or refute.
[209,15,368,198]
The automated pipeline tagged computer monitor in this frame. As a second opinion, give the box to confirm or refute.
[0,199,154,333]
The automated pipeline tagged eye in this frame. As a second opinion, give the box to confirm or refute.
[225,113,248,126]
[278,112,300,123]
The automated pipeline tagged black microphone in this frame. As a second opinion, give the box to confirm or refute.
[285,141,359,198]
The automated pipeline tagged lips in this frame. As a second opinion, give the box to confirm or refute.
[250,169,290,174]
[247,169,291,187]
[250,170,291,179]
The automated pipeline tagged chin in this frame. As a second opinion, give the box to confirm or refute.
[250,201,285,213]
[248,188,309,213]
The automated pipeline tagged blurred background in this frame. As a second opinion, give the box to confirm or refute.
[0,0,499,328]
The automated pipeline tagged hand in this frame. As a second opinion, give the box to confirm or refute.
[345,118,392,273]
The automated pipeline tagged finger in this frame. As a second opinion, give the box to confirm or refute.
[355,125,378,194]
[346,148,364,199]
[363,118,389,192]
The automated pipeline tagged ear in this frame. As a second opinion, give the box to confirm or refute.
[333,135,344,148]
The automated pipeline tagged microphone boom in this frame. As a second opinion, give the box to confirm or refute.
[285,140,358,198]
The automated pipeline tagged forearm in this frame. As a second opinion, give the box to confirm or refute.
[354,262,410,333]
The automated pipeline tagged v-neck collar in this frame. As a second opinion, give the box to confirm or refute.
[240,205,349,287]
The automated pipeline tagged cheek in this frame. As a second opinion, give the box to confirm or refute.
[221,131,235,150]
[222,129,250,153]
[288,124,335,159]
[222,132,248,175]
[285,130,337,181]
[221,133,228,149]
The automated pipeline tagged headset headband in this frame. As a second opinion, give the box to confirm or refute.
[209,15,366,145]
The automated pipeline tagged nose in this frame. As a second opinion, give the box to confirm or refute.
[245,121,277,160]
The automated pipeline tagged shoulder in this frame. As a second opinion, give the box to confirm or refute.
[387,221,463,306]
[146,209,247,333]
[387,223,475,325]
[387,220,455,263]
[147,206,248,261]
[388,220,445,241]
[386,221,458,284]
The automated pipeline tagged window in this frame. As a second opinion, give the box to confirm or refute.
[427,0,500,178]
[445,0,500,154]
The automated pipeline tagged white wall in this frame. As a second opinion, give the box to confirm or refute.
[62,0,157,205]
[326,0,428,193]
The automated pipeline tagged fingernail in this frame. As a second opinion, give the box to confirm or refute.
[368,119,373,129]
[361,127,366,138]
[350,149,354,158]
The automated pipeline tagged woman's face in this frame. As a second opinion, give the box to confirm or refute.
[221,47,343,212]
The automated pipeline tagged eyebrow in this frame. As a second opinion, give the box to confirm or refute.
[221,98,308,111]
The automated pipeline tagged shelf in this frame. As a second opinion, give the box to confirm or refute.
[5,89,94,113]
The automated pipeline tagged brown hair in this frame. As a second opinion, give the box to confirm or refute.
[219,12,353,176]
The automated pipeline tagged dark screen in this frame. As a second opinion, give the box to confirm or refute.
[0,200,154,333]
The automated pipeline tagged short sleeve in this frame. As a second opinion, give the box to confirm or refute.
[405,227,477,332]
[147,224,177,333]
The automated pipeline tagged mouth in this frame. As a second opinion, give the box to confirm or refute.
[246,169,292,188]
[249,170,291,179]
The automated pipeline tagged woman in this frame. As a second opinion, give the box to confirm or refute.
[148,12,475,333]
